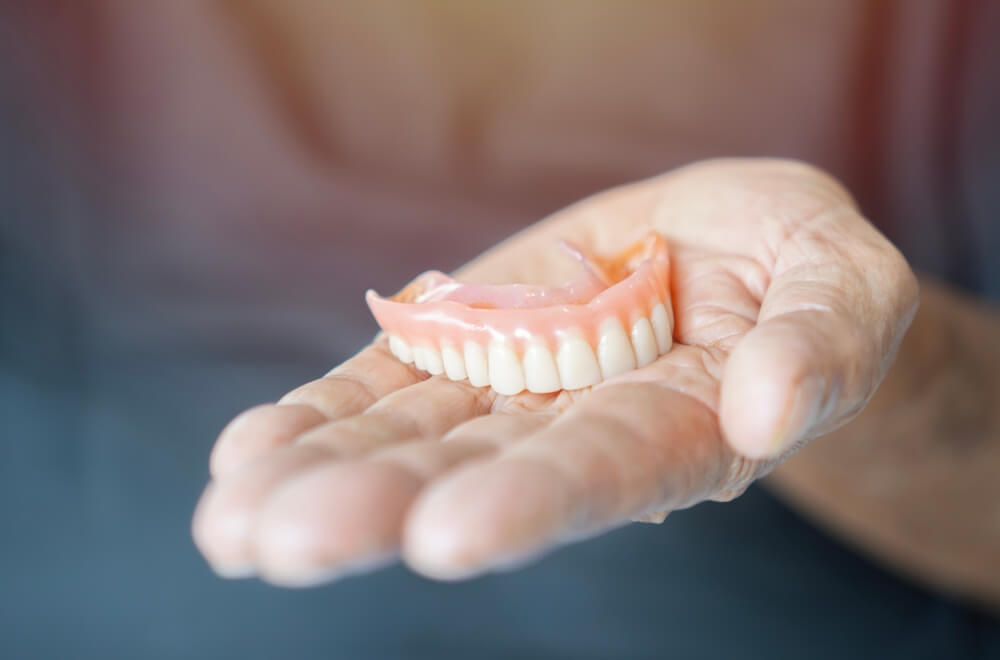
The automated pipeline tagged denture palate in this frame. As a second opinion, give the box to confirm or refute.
[366,233,674,396]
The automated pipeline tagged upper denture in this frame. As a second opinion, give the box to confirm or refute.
[366,233,674,395]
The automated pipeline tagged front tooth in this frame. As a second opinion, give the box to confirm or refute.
[597,318,637,379]
[631,318,658,367]
[388,335,413,363]
[522,342,561,393]
[412,345,428,371]
[441,341,467,381]
[650,303,673,355]
[422,345,444,375]
[463,341,490,387]
[488,340,526,395]
[556,330,602,390]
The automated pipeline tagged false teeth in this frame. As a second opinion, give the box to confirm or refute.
[630,318,659,368]
[463,341,490,388]
[522,342,562,393]
[367,233,674,394]
[556,330,602,390]
[597,318,637,379]
[440,341,467,381]
[488,341,527,396]
[651,303,673,354]
[388,335,413,363]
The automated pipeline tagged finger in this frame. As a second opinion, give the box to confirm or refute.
[197,383,540,581]
[210,404,327,479]
[251,460,425,587]
[209,339,423,478]
[404,357,726,579]
[720,206,920,458]
[294,377,496,458]
[192,444,335,576]
[195,376,492,576]
[252,412,555,586]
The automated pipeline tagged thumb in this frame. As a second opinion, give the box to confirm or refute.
[720,210,919,459]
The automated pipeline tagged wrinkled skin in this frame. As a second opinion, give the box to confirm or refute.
[192,159,919,586]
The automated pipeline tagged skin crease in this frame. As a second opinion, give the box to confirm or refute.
[193,158,933,591]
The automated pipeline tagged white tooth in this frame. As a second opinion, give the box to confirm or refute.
[488,340,525,395]
[651,303,673,355]
[597,318,637,379]
[463,341,490,387]
[631,318,658,367]
[441,341,467,381]
[412,346,428,371]
[556,330,602,390]
[423,345,444,375]
[388,335,413,363]
[522,342,562,393]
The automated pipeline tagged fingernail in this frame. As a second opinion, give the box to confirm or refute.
[769,374,826,455]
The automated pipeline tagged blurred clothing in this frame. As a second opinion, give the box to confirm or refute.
[2,2,999,658]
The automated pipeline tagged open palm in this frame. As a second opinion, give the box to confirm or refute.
[193,159,918,586]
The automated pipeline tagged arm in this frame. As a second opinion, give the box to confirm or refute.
[768,278,1000,611]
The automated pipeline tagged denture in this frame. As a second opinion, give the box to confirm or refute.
[365,233,674,395]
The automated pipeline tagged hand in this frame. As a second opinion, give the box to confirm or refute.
[192,158,919,586]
